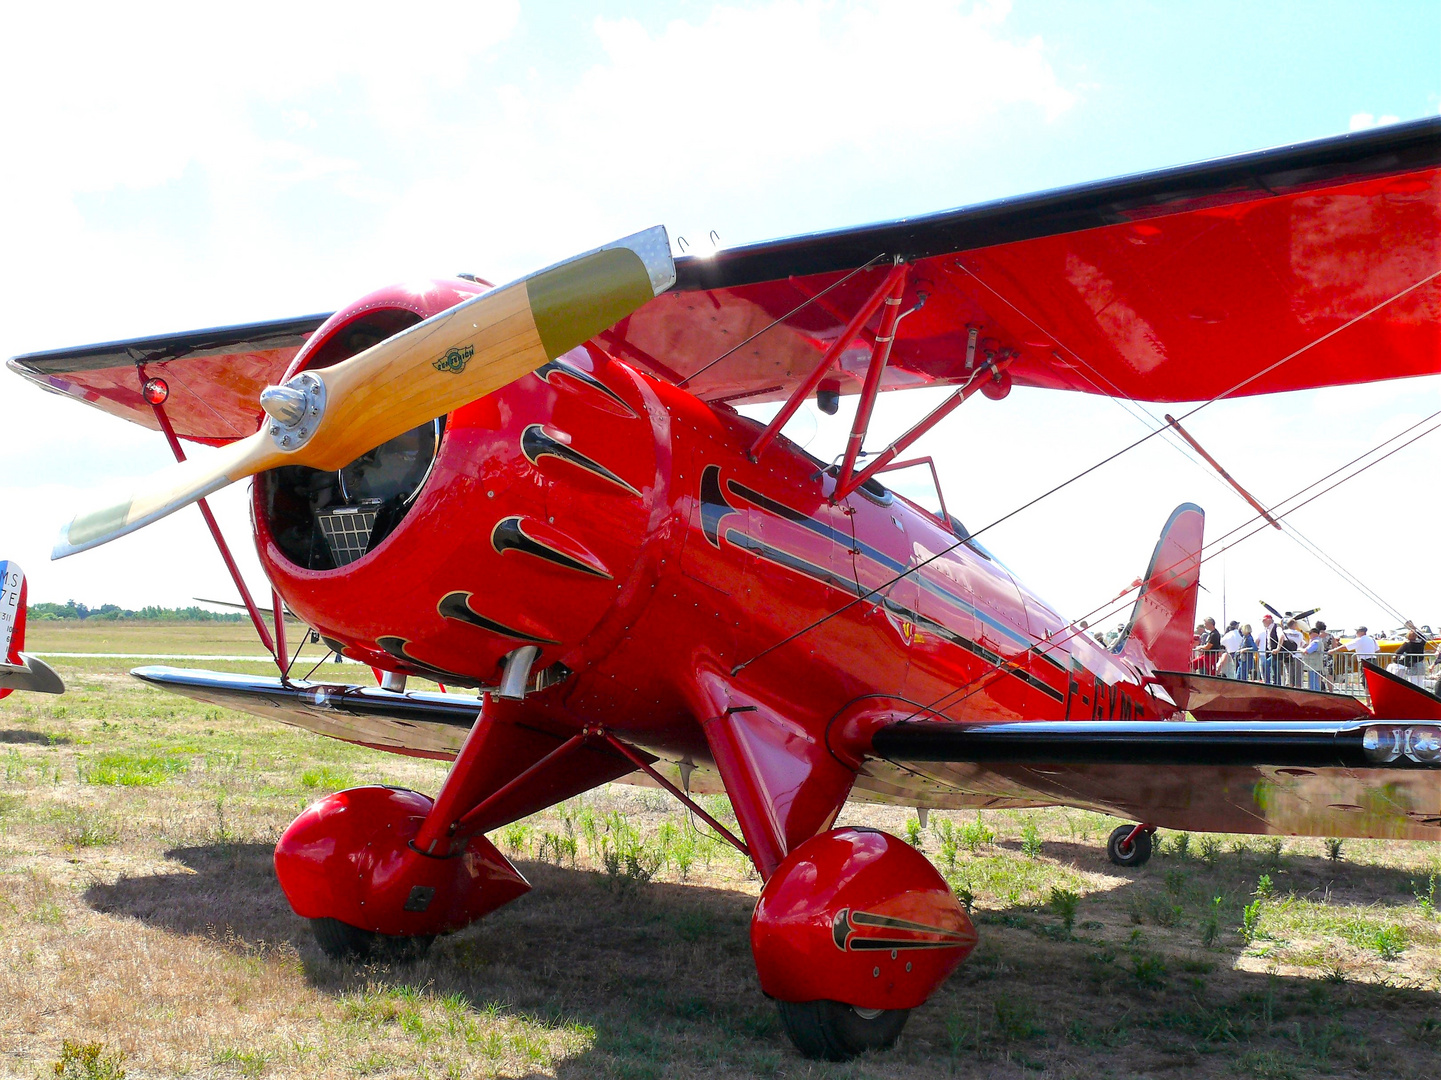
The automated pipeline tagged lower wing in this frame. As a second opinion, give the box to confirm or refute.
[864,717,1441,840]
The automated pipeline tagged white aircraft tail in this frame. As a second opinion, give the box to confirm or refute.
[0,561,65,698]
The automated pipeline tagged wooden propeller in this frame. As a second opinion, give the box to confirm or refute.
[53,227,674,559]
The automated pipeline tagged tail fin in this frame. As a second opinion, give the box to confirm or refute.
[1,560,26,668]
[0,562,64,698]
[1114,503,1204,672]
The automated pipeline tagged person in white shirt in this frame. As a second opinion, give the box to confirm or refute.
[1219,621,1245,679]
[1337,627,1380,658]
[1330,626,1378,684]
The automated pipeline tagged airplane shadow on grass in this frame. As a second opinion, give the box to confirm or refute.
[86,841,1441,1078]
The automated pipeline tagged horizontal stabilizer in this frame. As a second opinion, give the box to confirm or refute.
[0,654,65,696]
[1149,670,1370,721]
[1363,660,1441,721]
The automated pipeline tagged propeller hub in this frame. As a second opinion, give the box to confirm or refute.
[260,372,326,451]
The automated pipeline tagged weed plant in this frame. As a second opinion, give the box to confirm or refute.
[1020,821,1042,859]
[52,1041,126,1080]
[905,814,923,847]
[1048,886,1079,935]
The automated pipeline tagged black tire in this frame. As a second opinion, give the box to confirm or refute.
[310,917,434,963]
[776,999,910,1060]
[1107,824,1153,867]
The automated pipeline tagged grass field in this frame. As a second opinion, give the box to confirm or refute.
[4,623,1441,1079]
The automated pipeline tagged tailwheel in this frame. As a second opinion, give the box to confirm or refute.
[776,999,910,1061]
[310,917,434,963]
[1107,824,1154,867]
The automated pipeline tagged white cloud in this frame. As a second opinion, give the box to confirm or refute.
[1349,112,1401,130]
[2,0,1079,608]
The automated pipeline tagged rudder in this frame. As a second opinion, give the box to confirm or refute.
[1114,504,1204,673]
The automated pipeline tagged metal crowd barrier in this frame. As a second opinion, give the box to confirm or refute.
[1189,644,1439,700]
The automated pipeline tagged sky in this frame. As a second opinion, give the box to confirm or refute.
[1,0,1438,636]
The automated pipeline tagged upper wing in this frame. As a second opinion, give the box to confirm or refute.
[12,118,1441,436]
[7,313,327,445]
[610,116,1441,404]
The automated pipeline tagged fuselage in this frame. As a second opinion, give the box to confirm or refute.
[253,281,1167,778]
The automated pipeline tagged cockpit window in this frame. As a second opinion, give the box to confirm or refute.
[946,515,995,562]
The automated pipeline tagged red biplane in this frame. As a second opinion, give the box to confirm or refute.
[10,118,1441,1060]
[0,562,65,700]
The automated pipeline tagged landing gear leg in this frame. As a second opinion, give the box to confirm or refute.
[1107,823,1154,867]
[777,1000,910,1061]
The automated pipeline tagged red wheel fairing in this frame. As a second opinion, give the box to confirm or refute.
[751,827,975,1012]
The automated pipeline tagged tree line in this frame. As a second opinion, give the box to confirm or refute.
[28,602,247,622]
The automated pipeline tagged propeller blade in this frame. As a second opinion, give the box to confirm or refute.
[53,227,674,559]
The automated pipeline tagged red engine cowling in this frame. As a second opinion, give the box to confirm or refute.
[751,827,976,1011]
[252,279,670,689]
[273,785,530,936]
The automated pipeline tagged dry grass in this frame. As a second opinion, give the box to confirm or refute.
[3,623,1441,1078]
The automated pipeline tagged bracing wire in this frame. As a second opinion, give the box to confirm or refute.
[731,262,1441,674]
[301,651,336,683]
[904,412,1441,720]
[676,254,889,387]
[956,260,1420,626]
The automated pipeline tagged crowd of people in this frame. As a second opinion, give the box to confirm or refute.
[1188,615,1440,691]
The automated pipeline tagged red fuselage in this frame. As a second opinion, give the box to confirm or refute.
[254,283,1165,802]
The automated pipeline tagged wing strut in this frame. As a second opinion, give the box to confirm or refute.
[1164,413,1281,530]
[749,261,908,461]
[834,268,910,491]
[140,364,287,675]
[833,351,1015,501]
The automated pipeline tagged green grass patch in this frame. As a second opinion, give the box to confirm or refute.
[214,1046,272,1076]
[1256,897,1437,958]
[299,764,354,790]
[950,853,1087,908]
[62,813,120,848]
[79,750,186,786]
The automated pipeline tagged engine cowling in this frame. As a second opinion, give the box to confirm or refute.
[253,279,668,688]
